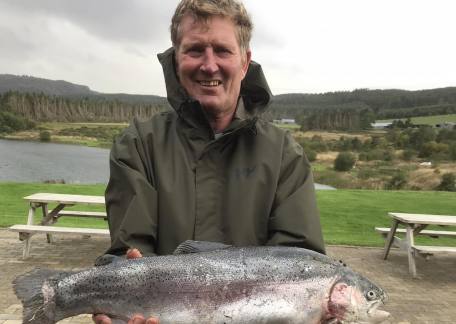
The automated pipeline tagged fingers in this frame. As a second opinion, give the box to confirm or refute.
[92,314,111,324]
[126,248,143,259]
[93,314,158,324]
[146,317,160,324]
[127,314,159,324]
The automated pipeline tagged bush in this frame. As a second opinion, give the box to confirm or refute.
[385,171,408,190]
[39,130,51,142]
[401,149,416,161]
[449,142,456,161]
[358,149,387,161]
[0,111,35,133]
[435,173,456,192]
[305,149,317,162]
[334,152,356,171]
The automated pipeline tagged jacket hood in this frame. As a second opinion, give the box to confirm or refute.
[157,47,273,118]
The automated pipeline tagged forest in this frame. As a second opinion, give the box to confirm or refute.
[1,74,456,133]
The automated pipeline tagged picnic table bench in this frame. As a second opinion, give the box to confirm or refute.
[377,212,456,277]
[9,193,110,258]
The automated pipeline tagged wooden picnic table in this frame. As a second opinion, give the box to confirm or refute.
[9,193,109,258]
[380,212,456,277]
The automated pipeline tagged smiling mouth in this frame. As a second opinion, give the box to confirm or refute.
[198,80,221,87]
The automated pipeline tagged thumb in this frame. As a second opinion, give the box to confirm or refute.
[126,248,143,259]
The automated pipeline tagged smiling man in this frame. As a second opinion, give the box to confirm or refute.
[175,13,251,132]
[95,0,325,323]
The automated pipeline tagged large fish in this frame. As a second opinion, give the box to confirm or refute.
[14,241,389,324]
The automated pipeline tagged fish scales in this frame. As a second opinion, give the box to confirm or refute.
[13,243,390,324]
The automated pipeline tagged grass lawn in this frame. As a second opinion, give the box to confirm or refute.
[0,182,106,229]
[1,182,455,247]
[317,189,456,247]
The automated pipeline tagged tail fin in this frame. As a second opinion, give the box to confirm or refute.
[13,268,74,324]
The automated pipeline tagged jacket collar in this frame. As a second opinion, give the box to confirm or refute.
[157,47,273,121]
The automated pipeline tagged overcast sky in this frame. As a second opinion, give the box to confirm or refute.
[1,0,455,96]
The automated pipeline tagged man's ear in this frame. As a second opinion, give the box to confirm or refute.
[241,49,252,79]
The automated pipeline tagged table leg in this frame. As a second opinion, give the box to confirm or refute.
[383,219,399,260]
[406,225,417,277]
[41,204,54,243]
[23,204,36,259]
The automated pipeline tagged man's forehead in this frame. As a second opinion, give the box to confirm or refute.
[178,15,239,45]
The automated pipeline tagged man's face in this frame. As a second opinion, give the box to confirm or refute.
[176,15,251,117]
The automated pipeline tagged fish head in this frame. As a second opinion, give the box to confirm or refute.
[325,271,390,324]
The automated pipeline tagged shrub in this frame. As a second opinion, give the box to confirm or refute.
[449,142,456,161]
[385,171,408,190]
[305,149,317,162]
[0,111,35,133]
[334,152,356,171]
[39,130,51,142]
[401,149,416,161]
[383,149,395,162]
[435,173,456,192]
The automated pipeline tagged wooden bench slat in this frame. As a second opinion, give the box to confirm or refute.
[56,211,107,218]
[9,224,109,236]
[375,227,456,237]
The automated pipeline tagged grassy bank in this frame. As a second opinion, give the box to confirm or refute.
[2,122,128,148]
[0,182,455,247]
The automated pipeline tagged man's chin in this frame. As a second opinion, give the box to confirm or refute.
[197,99,223,113]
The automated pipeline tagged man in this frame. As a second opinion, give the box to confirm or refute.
[95,0,324,323]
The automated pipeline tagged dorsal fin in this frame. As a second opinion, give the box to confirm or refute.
[173,240,232,255]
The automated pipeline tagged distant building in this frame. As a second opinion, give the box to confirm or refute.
[371,122,393,129]
[274,118,296,124]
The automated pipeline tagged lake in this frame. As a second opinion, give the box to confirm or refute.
[0,139,335,189]
[0,139,110,184]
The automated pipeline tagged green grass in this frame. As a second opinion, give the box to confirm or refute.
[378,114,456,125]
[318,190,456,247]
[274,123,301,130]
[0,182,107,229]
[1,183,455,247]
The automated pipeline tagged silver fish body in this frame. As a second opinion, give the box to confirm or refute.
[14,243,389,324]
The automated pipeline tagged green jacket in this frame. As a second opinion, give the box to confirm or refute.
[105,48,325,256]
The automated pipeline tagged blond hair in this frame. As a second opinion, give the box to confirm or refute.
[171,0,253,54]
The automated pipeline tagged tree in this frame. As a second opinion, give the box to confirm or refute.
[334,152,356,171]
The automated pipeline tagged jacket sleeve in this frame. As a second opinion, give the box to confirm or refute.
[266,132,326,254]
[104,121,158,257]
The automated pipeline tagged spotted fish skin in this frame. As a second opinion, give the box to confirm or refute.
[13,243,389,324]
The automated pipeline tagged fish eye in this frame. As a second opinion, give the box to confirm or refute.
[366,290,377,300]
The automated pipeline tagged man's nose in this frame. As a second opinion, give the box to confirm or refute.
[200,48,219,74]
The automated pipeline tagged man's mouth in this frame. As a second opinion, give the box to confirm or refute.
[198,80,221,87]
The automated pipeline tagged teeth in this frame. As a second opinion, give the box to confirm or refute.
[199,80,220,86]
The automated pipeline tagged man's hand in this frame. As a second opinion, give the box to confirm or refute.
[92,249,159,324]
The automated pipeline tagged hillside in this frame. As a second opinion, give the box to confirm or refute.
[0,74,170,123]
[269,87,456,121]
[2,74,456,124]
[0,74,166,105]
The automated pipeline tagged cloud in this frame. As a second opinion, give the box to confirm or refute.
[0,0,178,45]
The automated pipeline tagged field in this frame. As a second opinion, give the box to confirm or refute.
[1,182,455,247]
[378,113,456,125]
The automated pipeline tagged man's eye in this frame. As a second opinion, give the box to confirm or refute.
[186,48,204,57]
[215,48,232,56]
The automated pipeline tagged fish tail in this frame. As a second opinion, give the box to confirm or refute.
[13,268,73,324]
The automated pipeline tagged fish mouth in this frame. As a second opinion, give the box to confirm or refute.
[367,301,390,323]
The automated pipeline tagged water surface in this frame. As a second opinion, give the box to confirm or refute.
[0,139,335,189]
[0,139,109,184]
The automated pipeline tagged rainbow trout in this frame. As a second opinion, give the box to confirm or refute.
[14,241,389,323]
